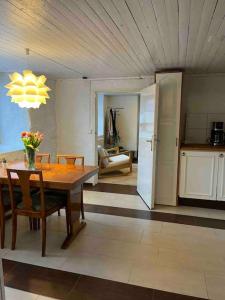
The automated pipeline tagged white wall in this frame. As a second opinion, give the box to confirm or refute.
[55,77,154,182]
[182,74,225,143]
[105,95,139,151]
[29,79,57,160]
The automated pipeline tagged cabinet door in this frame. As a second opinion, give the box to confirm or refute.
[217,153,225,201]
[179,151,218,200]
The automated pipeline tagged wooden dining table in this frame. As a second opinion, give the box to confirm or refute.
[0,161,98,249]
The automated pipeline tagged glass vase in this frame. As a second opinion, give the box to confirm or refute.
[25,147,36,170]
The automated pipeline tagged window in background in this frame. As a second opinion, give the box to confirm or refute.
[97,94,104,137]
[0,73,30,153]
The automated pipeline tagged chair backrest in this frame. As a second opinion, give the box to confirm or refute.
[7,168,45,212]
[56,155,84,166]
[36,153,51,163]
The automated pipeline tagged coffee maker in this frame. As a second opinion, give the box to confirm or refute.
[210,122,225,146]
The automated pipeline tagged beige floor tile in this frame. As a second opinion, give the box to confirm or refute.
[158,248,225,276]
[61,253,132,282]
[129,262,208,298]
[5,287,38,300]
[69,234,158,264]
[85,212,162,232]
[161,222,216,239]
[84,191,148,210]
[205,274,225,300]
[82,219,143,243]
[3,230,68,268]
[154,205,225,220]
[141,227,225,258]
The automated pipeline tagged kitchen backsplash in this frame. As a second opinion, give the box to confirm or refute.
[185,113,225,144]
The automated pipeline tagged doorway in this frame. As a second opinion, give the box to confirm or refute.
[96,93,139,187]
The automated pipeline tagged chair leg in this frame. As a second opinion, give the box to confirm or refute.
[11,213,17,250]
[81,185,85,220]
[29,217,33,230]
[65,205,70,236]
[58,210,61,216]
[41,218,46,257]
[130,164,132,173]
[0,207,5,249]
[37,218,40,230]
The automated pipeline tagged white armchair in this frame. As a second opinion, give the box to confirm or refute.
[98,146,132,176]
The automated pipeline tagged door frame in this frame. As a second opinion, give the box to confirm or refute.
[94,91,140,185]
[89,78,154,185]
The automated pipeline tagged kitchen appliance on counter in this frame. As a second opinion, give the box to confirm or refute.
[210,122,225,146]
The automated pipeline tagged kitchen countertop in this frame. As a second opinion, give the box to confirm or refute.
[180,144,225,152]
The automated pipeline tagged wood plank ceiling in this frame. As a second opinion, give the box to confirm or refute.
[0,0,225,79]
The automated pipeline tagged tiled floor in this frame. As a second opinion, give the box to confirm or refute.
[3,260,205,300]
[84,182,225,222]
[154,204,225,220]
[1,205,225,299]
[84,190,148,210]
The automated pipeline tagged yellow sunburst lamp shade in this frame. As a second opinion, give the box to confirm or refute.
[5,70,51,109]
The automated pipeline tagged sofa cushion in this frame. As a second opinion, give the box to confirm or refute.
[108,154,130,168]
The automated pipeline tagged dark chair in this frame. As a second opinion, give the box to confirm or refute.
[56,155,85,220]
[0,185,21,249]
[7,168,70,257]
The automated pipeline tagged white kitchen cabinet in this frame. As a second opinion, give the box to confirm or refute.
[179,151,219,200]
[217,153,225,201]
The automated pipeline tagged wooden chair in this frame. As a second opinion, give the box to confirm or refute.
[24,153,50,164]
[7,168,69,257]
[98,146,132,176]
[0,185,22,249]
[57,154,84,166]
[36,153,51,163]
[56,154,85,220]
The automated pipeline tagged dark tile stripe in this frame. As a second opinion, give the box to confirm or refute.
[84,203,225,229]
[84,183,138,195]
[179,197,225,210]
[2,259,205,300]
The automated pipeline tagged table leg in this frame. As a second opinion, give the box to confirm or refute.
[61,185,86,249]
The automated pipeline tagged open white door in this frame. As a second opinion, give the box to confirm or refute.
[137,84,159,209]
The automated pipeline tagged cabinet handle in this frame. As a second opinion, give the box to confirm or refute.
[219,153,224,158]
[181,152,185,156]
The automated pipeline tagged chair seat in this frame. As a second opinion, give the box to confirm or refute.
[16,190,66,212]
[1,189,22,207]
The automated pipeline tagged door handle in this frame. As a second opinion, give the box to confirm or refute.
[146,139,153,151]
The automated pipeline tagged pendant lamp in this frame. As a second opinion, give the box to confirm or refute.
[5,49,51,109]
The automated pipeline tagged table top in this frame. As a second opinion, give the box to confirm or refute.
[0,161,98,190]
